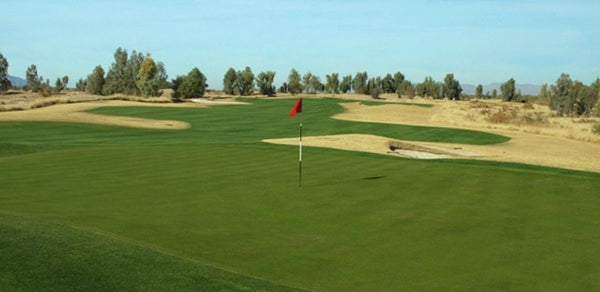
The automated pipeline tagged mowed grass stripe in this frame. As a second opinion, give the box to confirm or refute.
[0,212,303,291]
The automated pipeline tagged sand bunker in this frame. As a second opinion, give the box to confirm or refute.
[0,99,245,130]
[0,101,193,129]
[263,134,480,160]
[2,95,599,172]
[266,101,600,173]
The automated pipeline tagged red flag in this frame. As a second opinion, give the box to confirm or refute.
[288,98,302,117]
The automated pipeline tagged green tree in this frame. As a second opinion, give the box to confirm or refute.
[288,69,302,95]
[223,68,237,95]
[54,78,63,93]
[442,73,462,100]
[236,67,254,96]
[136,54,161,97]
[367,78,380,99]
[310,74,323,93]
[550,73,573,115]
[256,71,276,96]
[278,82,289,93]
[0,53,10,94]
[500,78,517,102]
[475,84,483,99]
[170,75,185,101]
[569,81,589,116]
[381,74,395,94]
[137,79,162,97]
[62,76,69,89]
[416,77,441,98]
[339,75,352,93]
[491,89,497,99]
[26,64,43,92]
[399,80,415,98]
[538,83,550,99]
[155,62,169,89]
[563,79,600,117]
[103,47,128,95]
[86,65,105,95]
[302,72,313,93]
[352,72,368,94]
[325,73,340,94]
[138,54,157,81]
[584,78,600,116]
[393,72,405,94]
[124,50,144,95]
[592,92,600,117]
[177,68,207,99]
[75,78,87,92]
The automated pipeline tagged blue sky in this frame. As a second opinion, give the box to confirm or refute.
[2,0,599,88]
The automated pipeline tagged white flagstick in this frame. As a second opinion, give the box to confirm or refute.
[299,113,303,187]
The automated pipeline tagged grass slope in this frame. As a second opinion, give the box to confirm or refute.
[1,98,599,290]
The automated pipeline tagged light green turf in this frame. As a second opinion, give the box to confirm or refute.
[1,98,599,291]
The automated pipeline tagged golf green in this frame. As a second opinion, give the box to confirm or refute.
[1,98,598,291]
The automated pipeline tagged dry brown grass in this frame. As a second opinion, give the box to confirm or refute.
[337,97,600,144]
[592,122,600,135]
[486,107,515,124]
[0,90,174,112]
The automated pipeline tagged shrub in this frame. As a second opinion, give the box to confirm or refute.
[522,102,534,110]
[518,112,548,125]
[593,122,600,135]
[487,107,515,124]
[138,78,161,97]
[592,99,600,117]
[39,86,52,97]
[177,68,206,99]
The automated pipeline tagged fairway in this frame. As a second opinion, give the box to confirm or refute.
[1,98,599,291]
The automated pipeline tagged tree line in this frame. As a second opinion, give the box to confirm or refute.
[223,67,463,100]
[540,74,600,117]
[76,48,464,101]
[0,52,69,96]
[2,48,599,118]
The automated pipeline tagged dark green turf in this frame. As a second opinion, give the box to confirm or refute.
[0,212,302,291]
[1,98,599,291]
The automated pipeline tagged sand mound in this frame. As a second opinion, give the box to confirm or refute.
[263,134,482,160]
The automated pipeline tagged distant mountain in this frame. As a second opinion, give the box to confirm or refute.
[462,83,541,96]
[7,75,26,87]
